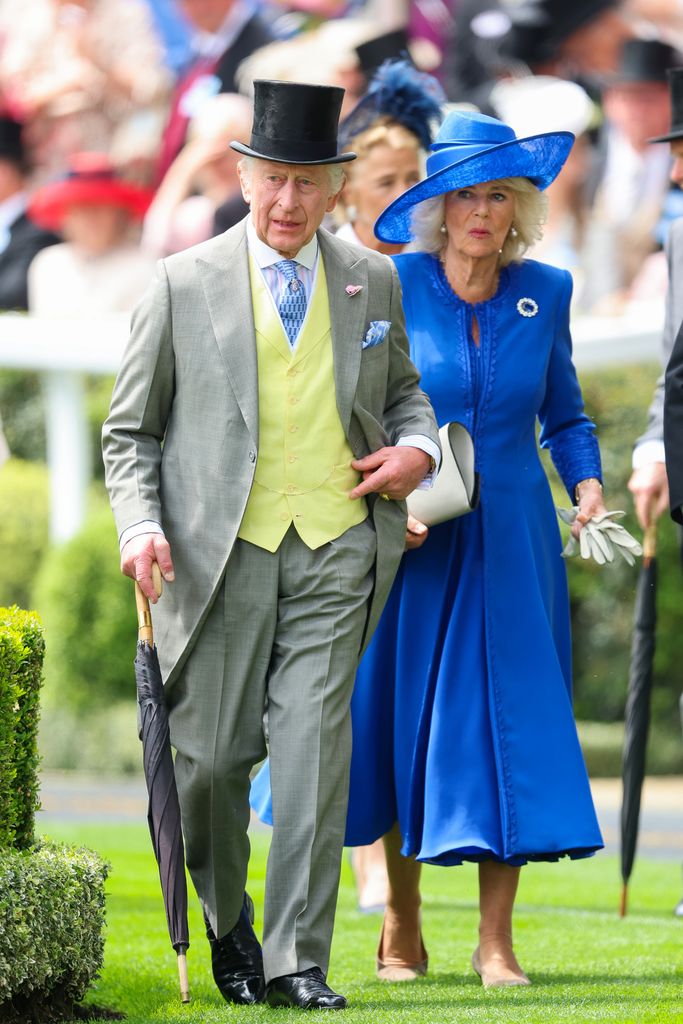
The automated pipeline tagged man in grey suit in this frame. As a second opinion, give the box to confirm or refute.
[629,67,683,531]
[102,80,439,1010]
[634,67,683,919]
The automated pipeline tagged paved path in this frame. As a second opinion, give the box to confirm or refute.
[37,771,682,861]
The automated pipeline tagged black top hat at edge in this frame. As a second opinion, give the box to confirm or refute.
[612,38,678,85]
[355,29,411,78]
[230,80,356,166]
[649,67,683,143]
[500,0,618,64]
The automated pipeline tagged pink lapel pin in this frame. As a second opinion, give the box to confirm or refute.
[345,284,363,296]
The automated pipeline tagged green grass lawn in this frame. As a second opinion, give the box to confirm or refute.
[42,821,682,1024]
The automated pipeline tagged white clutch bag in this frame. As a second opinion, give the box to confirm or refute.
[406,421,480,527]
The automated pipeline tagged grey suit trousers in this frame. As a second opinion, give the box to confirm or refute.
[167,519,376,982]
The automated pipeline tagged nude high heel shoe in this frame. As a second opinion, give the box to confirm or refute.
[471,933,530,988]
[376,917,428,982]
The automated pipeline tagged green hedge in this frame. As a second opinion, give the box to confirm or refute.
[564,363,683,772]
[33,503,137,716]
[0,370,45,464]
[0,460,49,611]
[0,608,44,850]
[0,840,109,1023]
[0,369,113,479]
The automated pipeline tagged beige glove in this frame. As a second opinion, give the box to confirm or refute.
[558,508,643,566]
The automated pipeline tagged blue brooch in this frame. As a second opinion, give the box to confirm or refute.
[517,297,539,318]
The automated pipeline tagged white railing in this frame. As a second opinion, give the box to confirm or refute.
[0,305,664,542]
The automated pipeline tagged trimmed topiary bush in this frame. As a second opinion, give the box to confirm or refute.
[0,608,111,1022]
[0,460,49,611]
[0,840,109,1023]
[0,608,44,850]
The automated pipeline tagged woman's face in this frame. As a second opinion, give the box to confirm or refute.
[443,181,515,262]
[62,203,129,255]
[344,143,420,235]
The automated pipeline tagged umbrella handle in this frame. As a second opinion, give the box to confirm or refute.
[135,563,163,645]
[643,523,657,562]
[178,950,190,1003]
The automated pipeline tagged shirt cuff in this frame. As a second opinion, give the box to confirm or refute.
[397,434,441,490]
[632,440,666,469]
[119,520,164,553]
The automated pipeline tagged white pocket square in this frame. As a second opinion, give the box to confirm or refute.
[362,320,391,349]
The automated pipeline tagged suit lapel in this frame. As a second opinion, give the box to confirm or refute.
[197,222,259,444]
[320,230,368,435]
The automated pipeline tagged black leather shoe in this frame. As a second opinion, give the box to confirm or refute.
[205,892,265,1004]
[265,967,347,1010]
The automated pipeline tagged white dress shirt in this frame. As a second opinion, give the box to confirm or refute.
[0,191,27,256]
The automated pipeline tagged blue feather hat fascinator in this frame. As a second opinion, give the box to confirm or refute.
[338,59,445,152]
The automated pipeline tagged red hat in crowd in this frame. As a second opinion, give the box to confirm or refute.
[28,153,153,231]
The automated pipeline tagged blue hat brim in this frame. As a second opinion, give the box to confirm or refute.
[375,131,574,243]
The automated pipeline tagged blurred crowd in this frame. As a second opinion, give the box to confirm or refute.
[1,0,683,319]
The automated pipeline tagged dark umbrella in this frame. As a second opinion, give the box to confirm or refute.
[135,567,190,1001]
[619,523,657,917]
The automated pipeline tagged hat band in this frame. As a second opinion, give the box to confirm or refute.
[426,142,500,176]
[249,132,340,161]
[67,169,117,182]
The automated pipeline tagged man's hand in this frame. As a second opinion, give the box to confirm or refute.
[121,533,175,603]
[350,446,431,501]
[627,462,669,529]
[405,514,428,550]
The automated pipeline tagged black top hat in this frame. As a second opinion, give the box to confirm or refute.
[355,29,411,78]
[612,38,678,84]
[0,116,26,171]
[500,0,617,64]
[650,66,683,143]
[230,80,356,166]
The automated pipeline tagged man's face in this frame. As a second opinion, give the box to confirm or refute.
[670,139,683,188]
[177,0,233,33]
[603,82,671,153]
[239,160,343,258]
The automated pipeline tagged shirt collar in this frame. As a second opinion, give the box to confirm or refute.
[0,191,27,234]
[192,0,255,60]
[246,217,318,270]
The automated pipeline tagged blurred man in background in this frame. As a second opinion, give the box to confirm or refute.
[0,115,59,311]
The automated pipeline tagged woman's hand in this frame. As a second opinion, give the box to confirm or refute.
[571,478,607,539]
[405,514,428,550]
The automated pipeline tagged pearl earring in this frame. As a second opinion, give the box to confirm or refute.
[510,225,518,238]
[439,223,447,235]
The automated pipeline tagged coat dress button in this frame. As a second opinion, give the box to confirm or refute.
[249,450,257,463]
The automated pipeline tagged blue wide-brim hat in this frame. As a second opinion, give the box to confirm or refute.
[375,109,574,243]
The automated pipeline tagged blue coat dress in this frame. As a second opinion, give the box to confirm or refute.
[251,253,604,866]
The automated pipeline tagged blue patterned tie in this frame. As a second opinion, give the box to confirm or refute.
[275,259,307,347]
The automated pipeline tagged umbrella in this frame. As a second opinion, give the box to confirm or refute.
[619,523,657,917]
[135,565,190,1001]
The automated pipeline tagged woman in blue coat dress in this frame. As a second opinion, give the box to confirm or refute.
[251,108,607,988]
[346,109,607,988]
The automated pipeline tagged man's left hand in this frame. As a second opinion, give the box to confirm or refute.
[350,446,431,501]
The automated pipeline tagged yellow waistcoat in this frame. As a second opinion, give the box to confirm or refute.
[237,255,367,552]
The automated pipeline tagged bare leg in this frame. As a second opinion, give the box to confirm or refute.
[352,840,389,912]
[472,861,530,987]
[376,823,427,981]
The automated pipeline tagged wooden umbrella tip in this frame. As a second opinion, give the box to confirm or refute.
[619,884,628,917]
